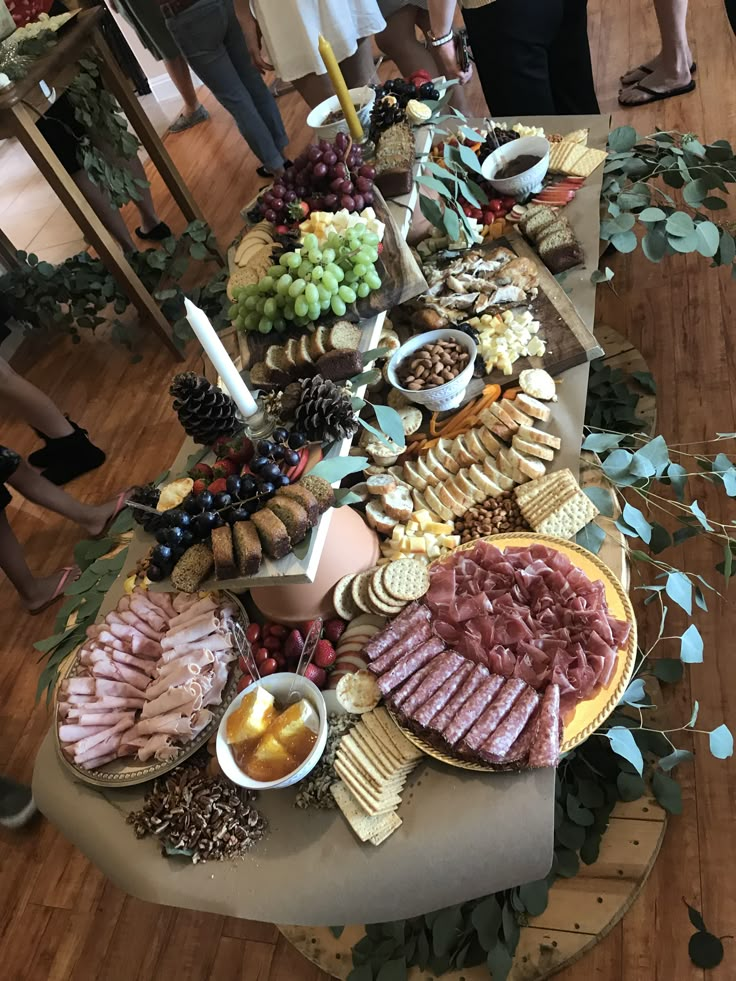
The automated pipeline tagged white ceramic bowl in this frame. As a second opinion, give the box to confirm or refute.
[387,329,477,412]
[480,135,551,199]
[306,86,376,141]
[216,673,327,790]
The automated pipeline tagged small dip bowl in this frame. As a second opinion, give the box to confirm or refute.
[481,135,551,198]
[306,86,376,141]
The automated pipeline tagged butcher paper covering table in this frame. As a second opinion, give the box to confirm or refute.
[32,115,610,926]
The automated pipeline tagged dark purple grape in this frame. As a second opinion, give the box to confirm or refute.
[330,177,344,194]
[261,462,282,482]
[226,474,241,497]
[335,132,348,151]
[212,513,225,528]
[152,544,172,565]
[359,165,376,180]
[164,527,184,546]
[213,492,233,509]
[284,448,300,466]
[273,427,289,443]
[284,190,296,203]
[353,193,365,212]
[323,151,337,166]
[271,198,284,212]
[341,194,356,211]
[295,184,308,197]
[241,475,257,495]
[192,512,216,536]
[362,190,374,206]
[263,192,274,206]
[271,445,285,461]
[180,529,194,548]
[171,545,187,562]
[256,439,274,455]
[229,507,251,523]
[356,176,372,193]
[147,564,165,582]
[264,209,277,222]
[155,527,170,545]
[196,490,213,509]
[250,455,269,473]
[288,431,306,449]
[318,139,331,151]
[313,162,328,179]
[166,508,190,528]
[277,474,291,487]
[339,179,354,194]
[258,481,276,497]
[295,153,308,168]
[182,493,201,515]
[308,145,323,162]
[332,162,348,179]
[323,193,338,210]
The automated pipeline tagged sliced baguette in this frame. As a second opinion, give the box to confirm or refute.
[502,400,535,429]
[451,471,486,505]
[296,334,314,367]
[367,474,397,496]
[411,488,430,512]
[513,435,555,462]
[438,481,468,516]
[402,460,427,491]
[463,428,487,462]
[515,393,551,422]
[517,424,561,450]
[426,448,454,484]
[283,337,299,372]
[383,488,413,521]
[451,434,476,468]
[489,400,521,432]
[423,485,455,522]
[483,458,516,491]
[477,426,503,457]
[468,463,502,499]
[416,455,440,487]
[366,501,398,534]
[435,438,460,474]
[497,447,528,483]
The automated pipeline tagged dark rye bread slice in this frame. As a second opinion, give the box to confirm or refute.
[251,508,291,559]
[170,543,214,593]
[277,484,320,526]
[300,475,336,513]
[232,520,262,575]
[316,348,363,382]
[211,524,238,580]
[267,497,308,545]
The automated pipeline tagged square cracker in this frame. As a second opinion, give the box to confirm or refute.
[334,763,402,814]
[340,733,395,781]
[372,708,424,762]
[336,750,407,794]
[537,493,599,538]
[331,782,402,844]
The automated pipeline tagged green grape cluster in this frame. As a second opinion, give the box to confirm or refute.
[229,226,382,334]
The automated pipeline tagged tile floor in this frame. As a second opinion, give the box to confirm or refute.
[0,92,182,261]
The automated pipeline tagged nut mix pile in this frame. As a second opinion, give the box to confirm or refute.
[397,338,470,391]
[295,713,358,810]
[127,755,267,862]
[454,490,530,544]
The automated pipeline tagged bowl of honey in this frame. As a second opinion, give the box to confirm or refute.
[217,673,328,789]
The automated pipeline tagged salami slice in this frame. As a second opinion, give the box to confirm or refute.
[528,683,561,768]
[412,661,473,728]
[478,687,539,762]
[427,663,489,735]
[401,652,465,718]
[368,619,432,675]
[362,602,427,661]
[389,661,435,710]
[498,706,540,765]
[461,678,526,753]
[376,637,446,695]
[442,675,505,747]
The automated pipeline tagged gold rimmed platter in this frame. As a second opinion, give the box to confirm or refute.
[389,532,637,772]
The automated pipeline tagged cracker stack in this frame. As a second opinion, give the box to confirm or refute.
[331,707,423,846]
[333,559,429,619]
[548,140,606,178]
[514,468,599,538]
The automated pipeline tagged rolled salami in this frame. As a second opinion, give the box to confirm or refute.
[376,637,445,695]
[412,661,472,728]
[442,675,505,747]
[401,652,465,718]
[362,602,427,661]
[528,683,561,768]
[500,706,540,765]
[427,663,489,734]
[462,678,526,752]
[388,661,434,710]
[368,619,432,674]
[479,687,539,762]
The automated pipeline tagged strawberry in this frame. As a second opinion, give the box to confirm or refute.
[314,639,336,668]
[299,618,322,640]
[304,663,327,689]
[287,200,310,222]
[192,478,208,494]
[212,458,239,478]
[208,477,228,495]
[323,618,346,645]
[212,435,231,458]
[284,629,304,661]
[189,462,213,481]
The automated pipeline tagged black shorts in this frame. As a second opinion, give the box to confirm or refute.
[35,92,85,176]
[0,447,20,513]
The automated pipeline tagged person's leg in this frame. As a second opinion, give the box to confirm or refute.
[462,0,560,116]
[0,358,72,439]
[0,510,77,611]
[548,0,599,114]
[376,6,437,76]
[0,775,37,829]
[71,170,136,252]
[341,36,380,88]
[7,458,121,537]
[221,0,289,153]
[164,54,202,115]
[165,0,285,171]
[291,72,335,110]
[619,0,693,103]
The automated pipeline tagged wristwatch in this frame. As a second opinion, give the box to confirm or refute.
[427,29,454,47]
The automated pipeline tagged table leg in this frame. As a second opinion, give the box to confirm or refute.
[8,103,183,359]
[92,30,225,265]
[0,226,21,270]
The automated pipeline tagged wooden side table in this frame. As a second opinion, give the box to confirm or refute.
[0,7,220,357]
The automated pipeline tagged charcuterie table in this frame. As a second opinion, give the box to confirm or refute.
[32,112,629,941]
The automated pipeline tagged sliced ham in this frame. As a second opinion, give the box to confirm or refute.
[73,711,137,727]
[95,678,149,700]
[136,733,179,762]
[105,622,160,658]
[64,678,96,695]
[58,724,108,743]
[167,595,218,630]
[141,682,203,719]
[156,649,214,676]
[90,660,151,691]
[160,613,223,649]
[159,633,233,662]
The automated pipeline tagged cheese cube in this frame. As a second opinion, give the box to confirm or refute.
[405,520,419,534]
[439,534,461,549]
[427,542,442,559]
[391,524,406,542]
[413,509,433,530]
[425,521,454,535]
[406,536,427,553]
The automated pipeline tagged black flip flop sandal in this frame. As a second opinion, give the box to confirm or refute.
[135,221,172,242]
[620,61,697,84]
[618,79,696,107]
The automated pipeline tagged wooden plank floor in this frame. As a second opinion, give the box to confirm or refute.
[1,2,734,978]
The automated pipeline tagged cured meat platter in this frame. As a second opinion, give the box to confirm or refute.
[371,533,636,772]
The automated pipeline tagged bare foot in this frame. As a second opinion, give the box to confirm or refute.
[619,67,694,105]
[620,58,661,87]
[81,490,130,538]
[24,566,81,614]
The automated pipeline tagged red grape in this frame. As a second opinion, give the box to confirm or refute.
[296,185,308,197]
[313,162,328,179]
[330,177,344,193]
[323,193,338,209]
[341,194,355,210]
[335,132,348,150]
[308,146,323,162]
[359,165,376,179]
[271,198,283,211]
[356,176,372,193]
[284,190,296,202]
[332,162,348,179]
[318,139,330,151]
[263,192,274,206]
[295,153,308,167]
[362,190,374,205]
[340,179,354,194]
[323,151,337,166]
[264,209,277,222]
[353,193,365,211]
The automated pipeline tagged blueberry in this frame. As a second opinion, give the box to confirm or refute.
[147,564,165,582]
[288,431,306,449]
[273,427,289,443]
[225,474,241,497]
[250,455,269,473]
[196,490,213,509]
[256,439,274,456]
[213,492,233,509]
[230,507,251,522]
[277,474,291,487]
[283,448,300,467]
[152,544,172,565]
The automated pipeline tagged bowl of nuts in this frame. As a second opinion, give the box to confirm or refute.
[387,329,477,411]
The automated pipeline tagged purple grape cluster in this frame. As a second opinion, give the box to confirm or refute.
[258,132,376,225]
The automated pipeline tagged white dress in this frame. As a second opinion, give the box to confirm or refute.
[253,0,386,81]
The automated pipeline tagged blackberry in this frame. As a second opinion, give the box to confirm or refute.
[457,322,481,344]
[473,354,486,378]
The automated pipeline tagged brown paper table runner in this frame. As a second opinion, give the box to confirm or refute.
[32,114,609,925]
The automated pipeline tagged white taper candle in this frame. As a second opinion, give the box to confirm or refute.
[184,298,258,418]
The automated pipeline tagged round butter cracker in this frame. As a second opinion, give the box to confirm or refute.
[336,670,382,714]
[382,559,430,602]
[333,574,359,620]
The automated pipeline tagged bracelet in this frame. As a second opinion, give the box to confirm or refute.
[428,29,454,47]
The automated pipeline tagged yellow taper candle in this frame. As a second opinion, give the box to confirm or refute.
[317,33,363,141]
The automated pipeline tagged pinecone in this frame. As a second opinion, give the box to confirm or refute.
[170,372,240,445]
[129,484,165,534]
[281,375,358,443]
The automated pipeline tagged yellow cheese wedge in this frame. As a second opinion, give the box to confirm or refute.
[413,509,433,530]
[425,521,454,536]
